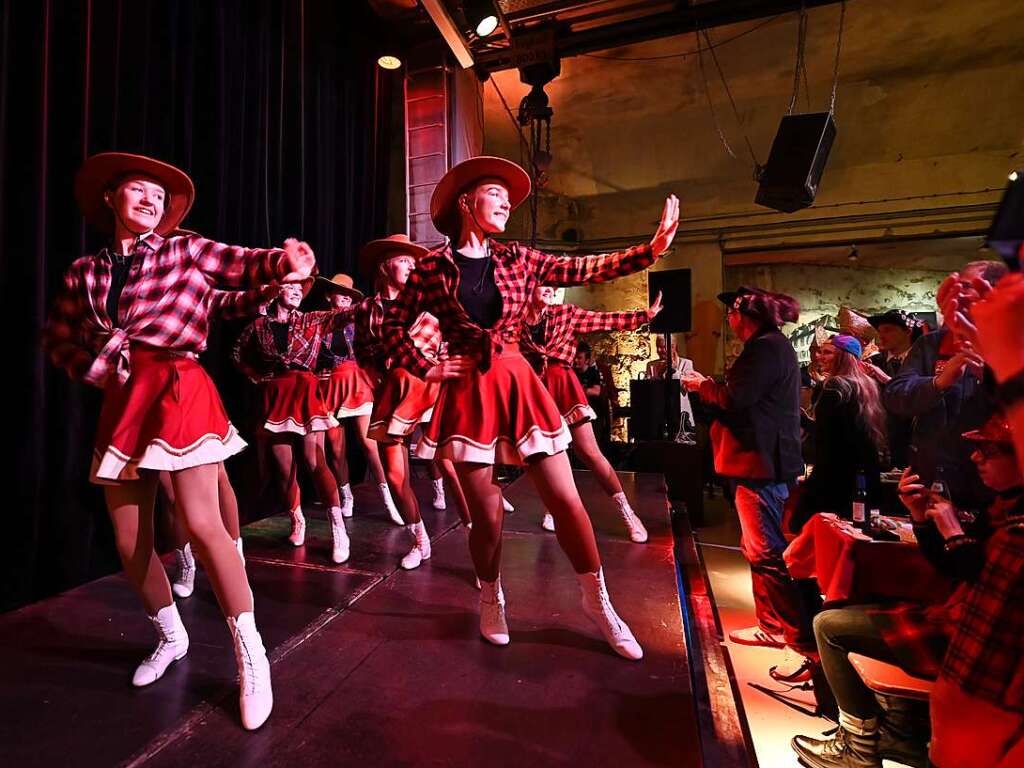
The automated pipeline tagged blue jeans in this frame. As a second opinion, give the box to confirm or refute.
[731,480,819,648]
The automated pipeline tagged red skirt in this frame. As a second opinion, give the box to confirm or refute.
[416,348,571,465]
[542,362,596,427]
[318,361,374,418]
[259,370,338,435]
[91,347,246,485]
[367,368,439,444]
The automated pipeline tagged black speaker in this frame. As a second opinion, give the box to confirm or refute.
[628,379,681,441]
[648,268,691,333]
[755,112,837,213]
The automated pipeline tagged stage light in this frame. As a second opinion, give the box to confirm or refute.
[1011,171,1020,182]
[465,0,498,37]
[377,54,402,70]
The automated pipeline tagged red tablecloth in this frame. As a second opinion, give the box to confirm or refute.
[784,513,952,606]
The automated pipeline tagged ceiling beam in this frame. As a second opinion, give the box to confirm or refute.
[420,0,476,68]
[476,0,847,70]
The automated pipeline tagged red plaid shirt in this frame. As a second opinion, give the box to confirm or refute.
[382,240,657,378]
[524,302,648,367]
[232,307,356,382]
[942,509,1024,712]
[43,232,289,386]
[353,294,442,375]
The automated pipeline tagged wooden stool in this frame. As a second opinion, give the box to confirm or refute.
[848,653,935,701]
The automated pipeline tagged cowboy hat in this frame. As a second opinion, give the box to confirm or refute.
[75,152,195,236]
[430,156,531,238]
[358,234,429,279]
[314,273,363,302]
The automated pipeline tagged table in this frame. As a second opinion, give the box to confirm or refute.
[784,513,953,606]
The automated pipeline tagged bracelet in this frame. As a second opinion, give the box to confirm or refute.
[943,535,976,552]
[995,369,1024,407]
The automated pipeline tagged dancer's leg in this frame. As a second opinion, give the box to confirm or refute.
[104,475,172,615]
[523,451,600,573]
[354,414,387,485]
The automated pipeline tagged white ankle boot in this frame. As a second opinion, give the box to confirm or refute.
[502,496,515,513]
[227,611,273,730]
[577,568,643,661]
[339,483,354,518]
[379,483,404,526]
[613,493,648,543]
[235,537,245,566]
[133,603,190,687]
[400,520,431,570]
[172,543,196,599]
[479,576,510,646]
[541,512,556,532]
[288,507,306,547]
[431,478,446,510]
[328,506,350,564]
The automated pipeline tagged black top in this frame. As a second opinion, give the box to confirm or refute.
[575,363,602,391]
[269,321,289,355]
[796,378,883,525]
[454,252,502,329]
[528,316,547,347]
[107,253,135,327]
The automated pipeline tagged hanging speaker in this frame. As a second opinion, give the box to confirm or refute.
[648,269,691,334]
[755,112,837,213]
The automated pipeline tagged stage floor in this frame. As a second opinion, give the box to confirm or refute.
[2,471,702,767]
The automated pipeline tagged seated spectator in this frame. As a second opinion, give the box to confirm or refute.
[792,334,887,532]
[790,412,1022,768]
[884,260,1008,512]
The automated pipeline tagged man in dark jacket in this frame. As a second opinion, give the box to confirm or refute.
[684,287,817,675]
[867,309,918,467]
[884,262,1008,511]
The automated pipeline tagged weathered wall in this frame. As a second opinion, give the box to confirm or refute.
[479,0,1024,383]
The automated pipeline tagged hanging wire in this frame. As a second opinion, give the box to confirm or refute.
[699,25,763,178]
[828,0,847,116]
[488,77,533,167]
[786,4,808,115]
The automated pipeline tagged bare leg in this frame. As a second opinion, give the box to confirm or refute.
[438,458,471,525]
[324,425,349,487]
[569,421,623,497]
[380,441,421,525]
[300,432,341,508]
[427,460,442,480]
[268,436,300,510]
[353,414,387,486]
[524,451,601,573]
[104,475,173,615]
[170,464,252,617]
[453,462,505,580]
[216,463,241,539]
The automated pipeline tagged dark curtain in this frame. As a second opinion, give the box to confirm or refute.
[1,0,397,612]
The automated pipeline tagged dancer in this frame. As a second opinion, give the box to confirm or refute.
[42,152,309,729]
[523,284,661,541]
[382,155,679,659]
[232,280,354,565]
[311,273,387,520]
[362,235,465,569]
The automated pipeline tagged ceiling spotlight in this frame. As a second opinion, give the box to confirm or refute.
[465,0,499,37]
[377,54,402,70]
[1010,170,1020,182]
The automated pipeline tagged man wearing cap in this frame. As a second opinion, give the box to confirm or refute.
[682,287,818,663]
[884,262,1009,512]
[866,309,917,468]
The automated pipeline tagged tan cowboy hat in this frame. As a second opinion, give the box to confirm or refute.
[358,234,429,278]
[429,155,531,238]
[75,152,195,236]
[314,272,363,302]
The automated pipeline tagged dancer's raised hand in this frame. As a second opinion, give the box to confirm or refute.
[650,195,680,256]
[281,238,316,282]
